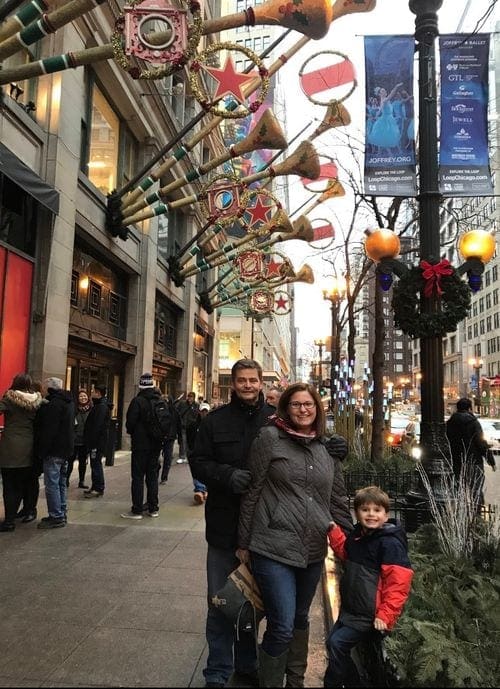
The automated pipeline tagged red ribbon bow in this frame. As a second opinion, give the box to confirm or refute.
[420,259,453,297]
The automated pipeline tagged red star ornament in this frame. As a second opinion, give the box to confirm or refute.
[245,196,273,228]
[265,258,284,279]
[203,55,256,104]
[275,294,289,311]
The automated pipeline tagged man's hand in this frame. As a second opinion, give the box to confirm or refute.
[229,469,252,494]
[374,617,388,631]
[236,548,250,564]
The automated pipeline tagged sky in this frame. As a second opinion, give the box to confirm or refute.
[267,0,499,363]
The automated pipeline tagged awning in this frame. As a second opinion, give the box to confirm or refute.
[0,142,59,214]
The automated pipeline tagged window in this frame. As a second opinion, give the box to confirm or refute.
[479,320,485,335]
[154,299,179,358]
[86,85,120,195]
[485,270,491,287]
[158,208,186,267]
[493,289,498,306]
[486,293,491,309]
[486,316,492,332]
[479,297,484,313]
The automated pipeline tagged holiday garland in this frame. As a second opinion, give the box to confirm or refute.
[392,262,471,339]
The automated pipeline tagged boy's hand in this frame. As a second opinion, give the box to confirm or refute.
[328,521,336,531]
[236,548,250,564]
[374,617,388,631]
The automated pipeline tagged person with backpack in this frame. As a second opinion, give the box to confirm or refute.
[175,392,200,464]
[122,373,167,519]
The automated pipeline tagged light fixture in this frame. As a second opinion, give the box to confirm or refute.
[79,275,89,290]
[457,229,496,292]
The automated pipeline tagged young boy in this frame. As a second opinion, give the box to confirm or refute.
[324,486,413,688]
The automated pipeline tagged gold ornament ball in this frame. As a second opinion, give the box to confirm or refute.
[364,228,401,262]
[458,229,496,264]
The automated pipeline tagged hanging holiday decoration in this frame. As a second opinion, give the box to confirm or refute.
[273,290,292,315]
[112,0,203,79]
[299,50,356,106]
[200,175,248,226]
[249,289,274,314]
[233,250,266,282]
[392,264,471,339]
[189,42,269,118]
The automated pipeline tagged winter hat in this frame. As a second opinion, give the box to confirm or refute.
[139,372,154,389]
[46,377,63,391]
[199,402,211,412]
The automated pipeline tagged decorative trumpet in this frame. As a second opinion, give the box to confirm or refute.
[122,109,287,220]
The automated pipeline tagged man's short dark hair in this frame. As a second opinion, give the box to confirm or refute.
[456,397,472,412]
[95,384,107,396]
[231,359,263,382]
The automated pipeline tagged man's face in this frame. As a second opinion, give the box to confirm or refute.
[266,389,280,407]
[232,368,263,405]
[187,393,195,403]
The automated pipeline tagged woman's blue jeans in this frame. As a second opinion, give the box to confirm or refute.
[250,552,323,657]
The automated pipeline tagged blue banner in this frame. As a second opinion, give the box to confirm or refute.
[439,34,493,195]
[363,35,416,196]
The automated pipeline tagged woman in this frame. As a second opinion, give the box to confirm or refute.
[66,389,92,488]
[237,382,353,687]
[0,373,43,531]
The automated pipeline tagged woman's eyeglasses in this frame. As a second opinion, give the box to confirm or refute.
[288,401,315,409]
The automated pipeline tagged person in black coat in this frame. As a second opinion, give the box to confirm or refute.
[83,384,111,498]
[35,377,75,529]
[122,373,163,519]
[190,359,275,688]
[160,394,182,485]
[446,397,495,507]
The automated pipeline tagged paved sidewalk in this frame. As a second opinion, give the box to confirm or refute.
[0,451,327,687]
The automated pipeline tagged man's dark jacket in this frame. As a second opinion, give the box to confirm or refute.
[83,396,111,453]
[446,410,489,475]
[126,388,163,451]
[35,390,75,461]
[190,391,275,549]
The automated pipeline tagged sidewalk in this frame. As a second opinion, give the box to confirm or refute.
[0,451,327,687]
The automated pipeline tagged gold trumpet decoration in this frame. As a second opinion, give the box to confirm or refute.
[208,263,314,311]
[122,109,287,221]
[122,140,320,228]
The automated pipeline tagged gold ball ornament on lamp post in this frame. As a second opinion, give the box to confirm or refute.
[457,229,497,292]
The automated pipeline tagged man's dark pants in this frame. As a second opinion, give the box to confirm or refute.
[204,545,258,685]
[131,449,160,514]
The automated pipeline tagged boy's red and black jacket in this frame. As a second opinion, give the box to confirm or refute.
[328,520,413,631]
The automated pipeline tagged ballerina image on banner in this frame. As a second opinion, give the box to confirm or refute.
[363,35,417,197]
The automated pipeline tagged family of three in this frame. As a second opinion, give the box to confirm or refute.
[191,358,413,688]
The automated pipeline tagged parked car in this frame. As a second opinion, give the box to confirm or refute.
[479,418,500,458]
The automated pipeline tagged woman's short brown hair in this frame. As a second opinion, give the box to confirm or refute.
[277,382,325,435]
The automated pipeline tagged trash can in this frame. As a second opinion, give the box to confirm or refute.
[105,418,118,466]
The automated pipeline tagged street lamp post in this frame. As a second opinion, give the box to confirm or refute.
[314,339,325,390]
[323,279,346,416]
[468,357,483,415]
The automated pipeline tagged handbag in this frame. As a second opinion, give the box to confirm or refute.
[211,562,264,636]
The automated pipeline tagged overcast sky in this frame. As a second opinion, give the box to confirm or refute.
[274,0,499,363]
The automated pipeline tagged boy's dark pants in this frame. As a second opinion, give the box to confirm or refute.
[324,620,368,687]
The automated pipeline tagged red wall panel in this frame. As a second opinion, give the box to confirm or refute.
[0,251,33,396]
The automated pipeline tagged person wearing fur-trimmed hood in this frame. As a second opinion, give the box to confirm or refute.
[0,373,43,532]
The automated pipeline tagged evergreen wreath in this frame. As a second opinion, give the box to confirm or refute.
[392,264,471,339]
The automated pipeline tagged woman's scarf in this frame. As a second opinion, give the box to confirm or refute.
[78,401,92,413]
[270,414,317,440]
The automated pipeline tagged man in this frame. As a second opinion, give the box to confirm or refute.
[191,402,210,505]
[83,384,111,498]
[176,391,200,464]
[35,377,75,529]
[122,372,164,519]
[265,386,282,409]
[190,359,275,688]
[446,397,496,507]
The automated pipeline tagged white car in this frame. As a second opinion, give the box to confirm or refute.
[479,418,500,458]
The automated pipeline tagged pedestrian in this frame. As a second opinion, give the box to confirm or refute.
[0,373,43,532]
[265,386,282,409]
[324,486,413,688]
[176,391,199,464]
[121,373,164,519]
[446,397,496,507]
[159,393,182,485]
[190,402,210,505]
[83,384,111,498]
[237,382,353,688]
[66,389,92,489]
[190,358,275,688]
[35,377,75,529]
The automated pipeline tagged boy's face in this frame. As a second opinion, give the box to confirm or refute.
[356,502,389,531]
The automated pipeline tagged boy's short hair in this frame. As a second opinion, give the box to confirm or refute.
[353,486,390,512]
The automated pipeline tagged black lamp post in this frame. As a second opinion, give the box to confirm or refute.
[323,281,345,416]
[314,339,325,390]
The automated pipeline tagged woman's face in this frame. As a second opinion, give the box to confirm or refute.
[78,392,89,405]
[287,391,317,433]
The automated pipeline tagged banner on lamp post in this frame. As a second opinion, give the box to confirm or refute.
[363,35,416,196]
[439,34,493,196]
